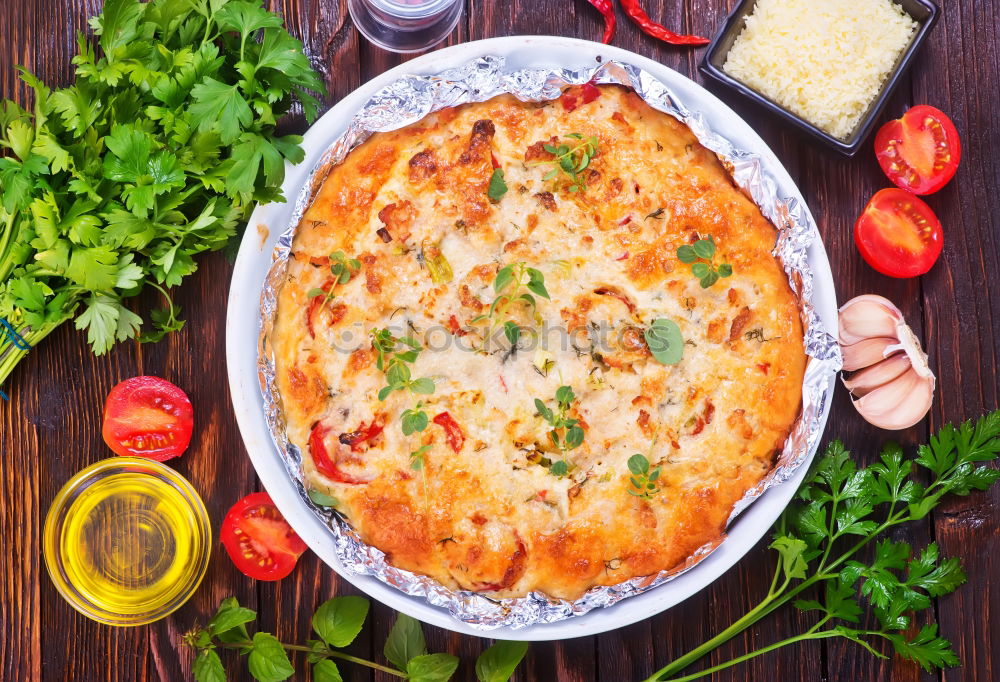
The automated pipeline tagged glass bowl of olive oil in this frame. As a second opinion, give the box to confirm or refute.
[43,457,211,626]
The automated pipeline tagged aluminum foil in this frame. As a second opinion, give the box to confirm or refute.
[257,56,843,629]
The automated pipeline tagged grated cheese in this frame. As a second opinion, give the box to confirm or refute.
[723,0,917,140]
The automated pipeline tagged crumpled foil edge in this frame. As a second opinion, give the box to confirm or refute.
[256,56,843,630]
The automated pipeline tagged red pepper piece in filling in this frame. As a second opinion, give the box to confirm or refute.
[561,82,602,112]
[580,82,601,104]
[306,278,334,339]
[475,535,528,592]
[309,423,364,484]
[433,411,465,453]
[309,419,382,484]
[338,419,384,452]
[620,0,709,46]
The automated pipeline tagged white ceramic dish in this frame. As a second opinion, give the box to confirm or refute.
[226,35,838,640]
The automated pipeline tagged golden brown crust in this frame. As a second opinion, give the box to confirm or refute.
[272,85,806,600]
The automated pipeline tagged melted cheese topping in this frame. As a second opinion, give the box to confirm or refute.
[273,86,806,600]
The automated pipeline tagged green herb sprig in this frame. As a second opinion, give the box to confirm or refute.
[472,261,550,350]
[0,0,324,385]
[185,595,528,682]
[534,385,585,475]
[627,453,661,499]
[533,133,599,193]
[307,252,361,306]
[371,328,435,401]
[647,411,1000,681]
[676,236,733,289]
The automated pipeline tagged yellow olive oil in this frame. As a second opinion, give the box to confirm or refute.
[44,458,211,626]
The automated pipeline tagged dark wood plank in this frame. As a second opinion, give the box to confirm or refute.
[1,1,997,681]
[913,3,1000,682]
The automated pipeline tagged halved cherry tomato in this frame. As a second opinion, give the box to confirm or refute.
[221,492,307,581]
[854,189,943,278]
[101,376,193,461]
[875,105,961,195]
[433,411,465,453]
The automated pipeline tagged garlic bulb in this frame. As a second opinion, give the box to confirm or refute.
[838,295,935,430]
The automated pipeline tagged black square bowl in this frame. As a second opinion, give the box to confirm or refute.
[700,0,939,156]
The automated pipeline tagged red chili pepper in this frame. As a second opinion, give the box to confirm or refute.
[433,411,465,453]
[620,0,709,46]
[586,0,616,44]
[309,422,367,484]
[490,152,501,169]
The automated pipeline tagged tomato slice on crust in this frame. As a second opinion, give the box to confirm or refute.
[308,420,381,484]
[854,189,944,278]
[221,492,307,581]
[875,105,961,195]
[101,376,193,461]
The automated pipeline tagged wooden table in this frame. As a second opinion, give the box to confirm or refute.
[2,1,997,680]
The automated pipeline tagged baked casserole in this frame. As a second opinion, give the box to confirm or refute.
[272,84,806,600]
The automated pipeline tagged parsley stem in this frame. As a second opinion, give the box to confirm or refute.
[0,321,64,387]
[651,630,844,682]
[650,507,914,681]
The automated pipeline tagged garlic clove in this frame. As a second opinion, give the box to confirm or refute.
[853,368,934,431]
[842,352,912,397]
[841,336,901,372]
[838,295,902,346]
[888,320,936,383]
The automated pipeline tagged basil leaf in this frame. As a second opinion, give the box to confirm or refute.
[409,377,435,395]
[718,263,733,277]
[307,488,338,508]
[406,653,460,682]
[503,321,520,345]
[311,596,370,648]
[208,597,256,636]
[645,318,684,365]
[312,659,344,682]
[693,237,715,259]
[487,168,507,201]
[384,613,427,670]
[525,268,550,299]
[690,262,710,279]
[555,385,575,406]
[493,265,514,293]
[475,640,529,682]
[676,244,697,263]
[192,649,226,682]
[628,454,649,476]
[247,632,294,682]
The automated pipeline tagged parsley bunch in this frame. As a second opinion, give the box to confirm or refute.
[185,595,528,682]
[647,411,1000,681]
[0,0,323,385]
